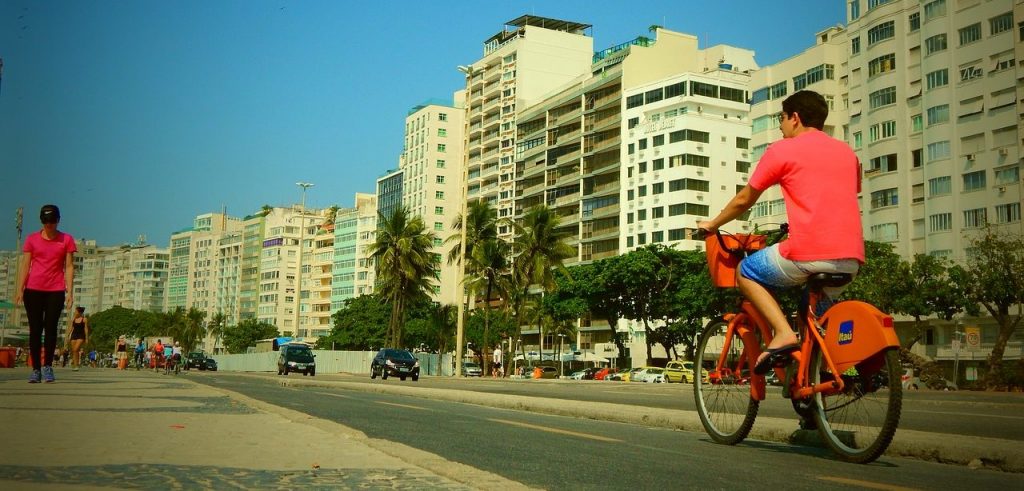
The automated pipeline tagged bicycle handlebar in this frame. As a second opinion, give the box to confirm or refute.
[694,223,789,255]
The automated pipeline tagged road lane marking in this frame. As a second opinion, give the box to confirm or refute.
[487,418,621,442]
[313,391,352,399]
[818,477,919,491]
[376,401,431,411]
[904,409,1024,420]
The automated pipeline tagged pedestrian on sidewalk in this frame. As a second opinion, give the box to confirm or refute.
[492,345,503,378]
[66,306,89,371]
[152,339,164,372]
[114,335,128,370]
[15,204,77,383]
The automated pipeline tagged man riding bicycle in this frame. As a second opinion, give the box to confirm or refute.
[698,90,864,375]
[134,339,145,369]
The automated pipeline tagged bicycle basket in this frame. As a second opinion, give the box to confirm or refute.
[705,233,767,288]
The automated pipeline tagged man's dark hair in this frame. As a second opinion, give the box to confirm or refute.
[782,90,828,130]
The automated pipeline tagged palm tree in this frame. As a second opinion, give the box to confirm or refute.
[177,307,207,353]
[445,199,499,267]
[368,206,438,348]
[208,312,227,354]
[511,205,575,362]
[465,238,511,375]
[260,204,273,217]
[428,303,457,367]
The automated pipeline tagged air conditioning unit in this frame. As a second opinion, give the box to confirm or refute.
[966,154,976,161]
[998,148,1009,156]
[998,185,1007,193]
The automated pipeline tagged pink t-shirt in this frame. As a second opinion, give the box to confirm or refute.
[23,231,77,292]
[748,130,864,263]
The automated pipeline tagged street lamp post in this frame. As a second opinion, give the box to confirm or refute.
[454,64,481,377]
[952,323,965,390]
[294,182,314,339]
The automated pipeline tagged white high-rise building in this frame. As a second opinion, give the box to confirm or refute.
[166,213,242,317]
[401,95,466,305]
[332,193,378,309]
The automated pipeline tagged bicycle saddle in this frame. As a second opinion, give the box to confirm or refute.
[807,272,853,288]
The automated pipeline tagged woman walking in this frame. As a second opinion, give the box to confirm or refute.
[114,335,129,370]
[15,205,77,383]
[65,307,89,371]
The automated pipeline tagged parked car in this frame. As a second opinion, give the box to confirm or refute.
[664,361,709,383]
[632,367,666,383]
[607,367,641,382]
[902,367,956,391]
[568,370,589,380]
[462,361,483,377]
[185,352,207,371]
[593,367,612,380]
[202,357,218,371]
[370,348,420,381]
[277,344,316,376]
[525,365,558,379]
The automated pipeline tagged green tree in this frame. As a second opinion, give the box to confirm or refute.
[88,306,150,350]
[510,206,574,361]
[465,238,510,374]
[222,318,278,354]
[661,248,737,360]
[172,307,207,353]
[958,227,1024,388]
[891,254,969,349]
[316,294,391,350]
[369,206,439,348]
[840,241,908,314]
[207,312,227,354]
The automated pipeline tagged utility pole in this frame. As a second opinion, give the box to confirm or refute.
[454,64,481,377]
[294,182,314,339]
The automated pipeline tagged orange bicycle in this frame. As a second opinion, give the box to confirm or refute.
[693,225,902,463]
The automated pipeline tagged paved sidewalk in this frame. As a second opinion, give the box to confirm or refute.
[0,367,528,490]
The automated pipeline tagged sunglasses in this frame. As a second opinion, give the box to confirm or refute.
[775,112,787,124]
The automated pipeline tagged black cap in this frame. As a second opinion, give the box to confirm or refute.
[40,204,60,223]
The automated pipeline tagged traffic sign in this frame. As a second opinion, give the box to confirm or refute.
[965,327,981,349]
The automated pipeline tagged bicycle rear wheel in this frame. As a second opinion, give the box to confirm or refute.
[811,347,902,463]
[694,319,759,445]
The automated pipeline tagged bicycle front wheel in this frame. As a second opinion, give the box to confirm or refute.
[811,347,902,463]
[694,319,759,445]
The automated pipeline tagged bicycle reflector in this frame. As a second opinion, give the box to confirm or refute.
[882,316,894,328]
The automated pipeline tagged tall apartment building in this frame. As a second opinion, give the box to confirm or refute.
[238,213,266,322]
[0,251,25,332]
[255,206,328,336]
[215,231,243,326]
[402,97,466,305]
[748,26,851,225]
[376,169,403,219]
[332,193,378,309]
[114,245,170,312]
[846,0,1022,260]
[165,213,242,317]
[306,220,334,338]
[463,16,595,238]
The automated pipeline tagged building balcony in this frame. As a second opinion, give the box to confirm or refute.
[583,136,621,156]
[550,107,582,126]
[583,159,619,177]
[582,203,619,219]
[550,193,581,208]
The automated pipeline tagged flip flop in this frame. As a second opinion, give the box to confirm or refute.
[754,344,800,375]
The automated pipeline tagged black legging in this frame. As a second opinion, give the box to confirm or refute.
[24,289,66,369]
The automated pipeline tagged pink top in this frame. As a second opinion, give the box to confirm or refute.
[749,131,864,263]
[23,231,78,292]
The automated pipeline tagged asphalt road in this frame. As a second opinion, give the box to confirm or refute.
[193,372,1023,490]
[244,372,1024,441]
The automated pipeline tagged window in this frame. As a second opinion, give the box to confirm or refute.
[652,183,664,194]
[962,170,986,192]
[638,138,648,150]
[638,209,647,220]
[638,185,647,197]
[665,82,685,98]
[850,0,860,20]
[669,154,710,168]
[637,233,647,245]
[995,203,1021,223]
[929,212,952,232]
[652,206,664,218]
[963,208,987,228]
[869,154,898,173]
[436,160,445,168]
[990,13,1013,35]
[645,88,664,104]
[719,86,746,103]
[652,158,664,171]
[959,23,981,45]
[690,81,718,98]
[853,131,863,149]
[870,223,898,242]
[437,144,446,153]
[435,191,445,199]
[868,54,896,76]
[928,176,951,195]
[434,222,444,231]
[668,129,710,143]
[627,190,634,201]
[626,212,634,224]
[960,65,983,81]
[626,94,644,109]
[925,69,947,90]
[736,161,750,173]
[912,148,923,167]
[994,58,1016,72]
[868,21,895,45]
[926,104,949,126]
[437,128,447,137]
[869,120,896,141]
[869,87,896,109]
[628,143,635,155]
[668,203,710,217]
[628,117,639,129]
[909,12,920,32]
[626,236,634,248]
[870,188,899,209]
[924,34,947,55]
[436,175,445,184]
[912,183,924,202]
[867,0,893,8]
[912,114,923,132]
[851,36,861,55]
[438,113,447,122]
[927,141,950,161]
[923,0,946,21]
[638,161,647,173]
[433,238,443,247]
[668,178,709,192]
[995,165,1019,184]
[736,137,749,149]
[434,206,444,215]
[652,231,664,243]
[652,135,665,147]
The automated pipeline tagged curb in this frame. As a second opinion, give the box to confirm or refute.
[277,377,1024,472]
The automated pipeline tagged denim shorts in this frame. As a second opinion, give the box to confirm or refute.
[739,243,860,302]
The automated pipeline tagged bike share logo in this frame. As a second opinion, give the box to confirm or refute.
[838,320,854,345]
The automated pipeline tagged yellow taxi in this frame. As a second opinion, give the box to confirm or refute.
[664,360,708,383]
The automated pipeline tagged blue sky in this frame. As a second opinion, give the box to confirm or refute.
[0,0,845,248]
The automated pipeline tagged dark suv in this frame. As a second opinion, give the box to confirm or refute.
[277,344,316,376]
[185,352,207,371]
[370,348,420,381]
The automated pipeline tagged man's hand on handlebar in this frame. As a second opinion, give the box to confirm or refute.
[695,220,717,240]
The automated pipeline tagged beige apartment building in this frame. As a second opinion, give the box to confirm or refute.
[215,231,243,327]
[306,220,334,339]
[238,213,266,322]
[115,245,170,313]
[331,193,378,310]
[402,97,466,305]
[462,16,595,239]
[166,213,242,317]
